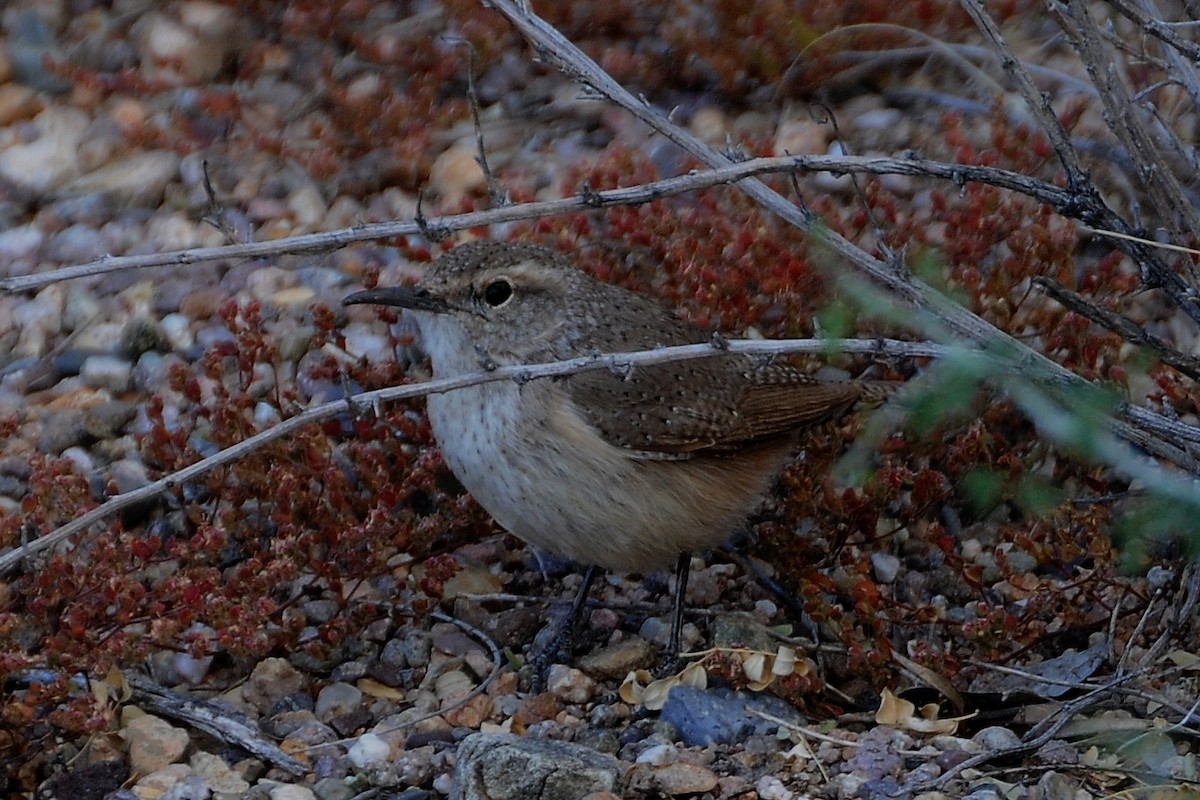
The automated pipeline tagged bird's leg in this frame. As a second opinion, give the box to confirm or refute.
[530,563,599,682]
[658,551,693,676]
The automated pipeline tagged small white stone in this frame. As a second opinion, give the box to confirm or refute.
[287,183,327,228]
[268,785,317,800]
[159,314,194,351]
[635,742,678,766]
[546,664,597,704]
[62,150,180,207]
[871,552,901,584]
[348,733,391,769]
[60,446,94,473]
[756,774,794,800]
[81,355,133,393]
[0,107,88,195]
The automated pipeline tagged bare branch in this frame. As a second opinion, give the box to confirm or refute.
[959,0,1091,187]
[485,0,1200,475]
[1054,0,1200,238]
[0,154,1078,295]
[964,0,1200,327]
[126,672,306,775]
[1107,0,1200,64]
[0,337,947,576]
[1035,276,1200,381]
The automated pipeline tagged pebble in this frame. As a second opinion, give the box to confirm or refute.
[661,684,804,747]
[577,636,656,680]
[37,409,87,454]
[124,713,190,774]
[312,777,355,800]
[347,732,390,768]
[269,785,317,800]
[394,629,432,669]
[189,751,249,795]
[756,775,795,800]
[60,446,94,473]
[61,151,180,208]
[288,183,327,227]
[972,726,1021,751]
[270,285,317,313]
[130,763,192,799]
[635,743,678,766]
[5,11,71,93]
[649,762,719,796]
[62,287,102,331]
[689,106,728,145]
[13,285,64,357]
[159,314,195,351]
[81,355,133,393]
[314,682,363,721]
[428,142,485,204]
[0,107,87,196]
[546,664,597,704]
[134,5,241,85]
[0,224,45,277]
[279,717,338,749]
[302,599,340,625]
[0,84,40,126]
[453,733,620,800]
[120,317,168,358]
[243,657,309,714]
[340,323,392,363]
[871,552,901,584]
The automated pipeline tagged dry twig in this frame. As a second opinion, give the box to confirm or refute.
[0,337,948,576]
[486,0,1200,476]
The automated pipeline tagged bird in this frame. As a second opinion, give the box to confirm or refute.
[344,240,888,668]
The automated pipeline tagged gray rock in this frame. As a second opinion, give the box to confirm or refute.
[394,628,432,669]
[312,777,354,800]
[972,725,1021,751]
[60,150,181,208]
[120,317,168,358]
[37,409,86,454]
[871,552,901,583]
[82,400,137,438]
[452,733,620,800]
[81,354,133,392]
[44,223,109,264]
[0,107,87,196]
[660,684,805,747]
[314,682,363,722]
[109,459,152,494]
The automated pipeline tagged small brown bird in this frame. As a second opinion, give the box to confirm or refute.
[345,241,883,663]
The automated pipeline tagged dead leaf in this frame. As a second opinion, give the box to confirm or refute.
[875,688,916,725]
[772,645,797,677]
[358,677,405,700]
[619,662,707,710]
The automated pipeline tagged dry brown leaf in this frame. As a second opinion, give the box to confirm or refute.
[91,667,131,707]
[1166,649,1200,671]
[619,669,652,705]
[358,677,405,700]
[772,645,797,677]
[619,662,707,710]
[874,688,965,735]
[875,688,916,725]
[743,652,767,683]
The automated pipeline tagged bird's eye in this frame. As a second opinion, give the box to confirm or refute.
[482,279,513,307]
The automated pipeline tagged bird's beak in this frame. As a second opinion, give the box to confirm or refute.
[342,285,451,314]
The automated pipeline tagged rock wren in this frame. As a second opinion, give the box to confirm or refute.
[345,241,883,660]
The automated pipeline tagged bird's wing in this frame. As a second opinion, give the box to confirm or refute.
[566,355,864,457]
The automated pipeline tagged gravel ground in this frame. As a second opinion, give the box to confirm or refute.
[2,2,1195,799]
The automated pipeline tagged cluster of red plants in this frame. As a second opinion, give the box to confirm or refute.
[0,0,1176,790]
